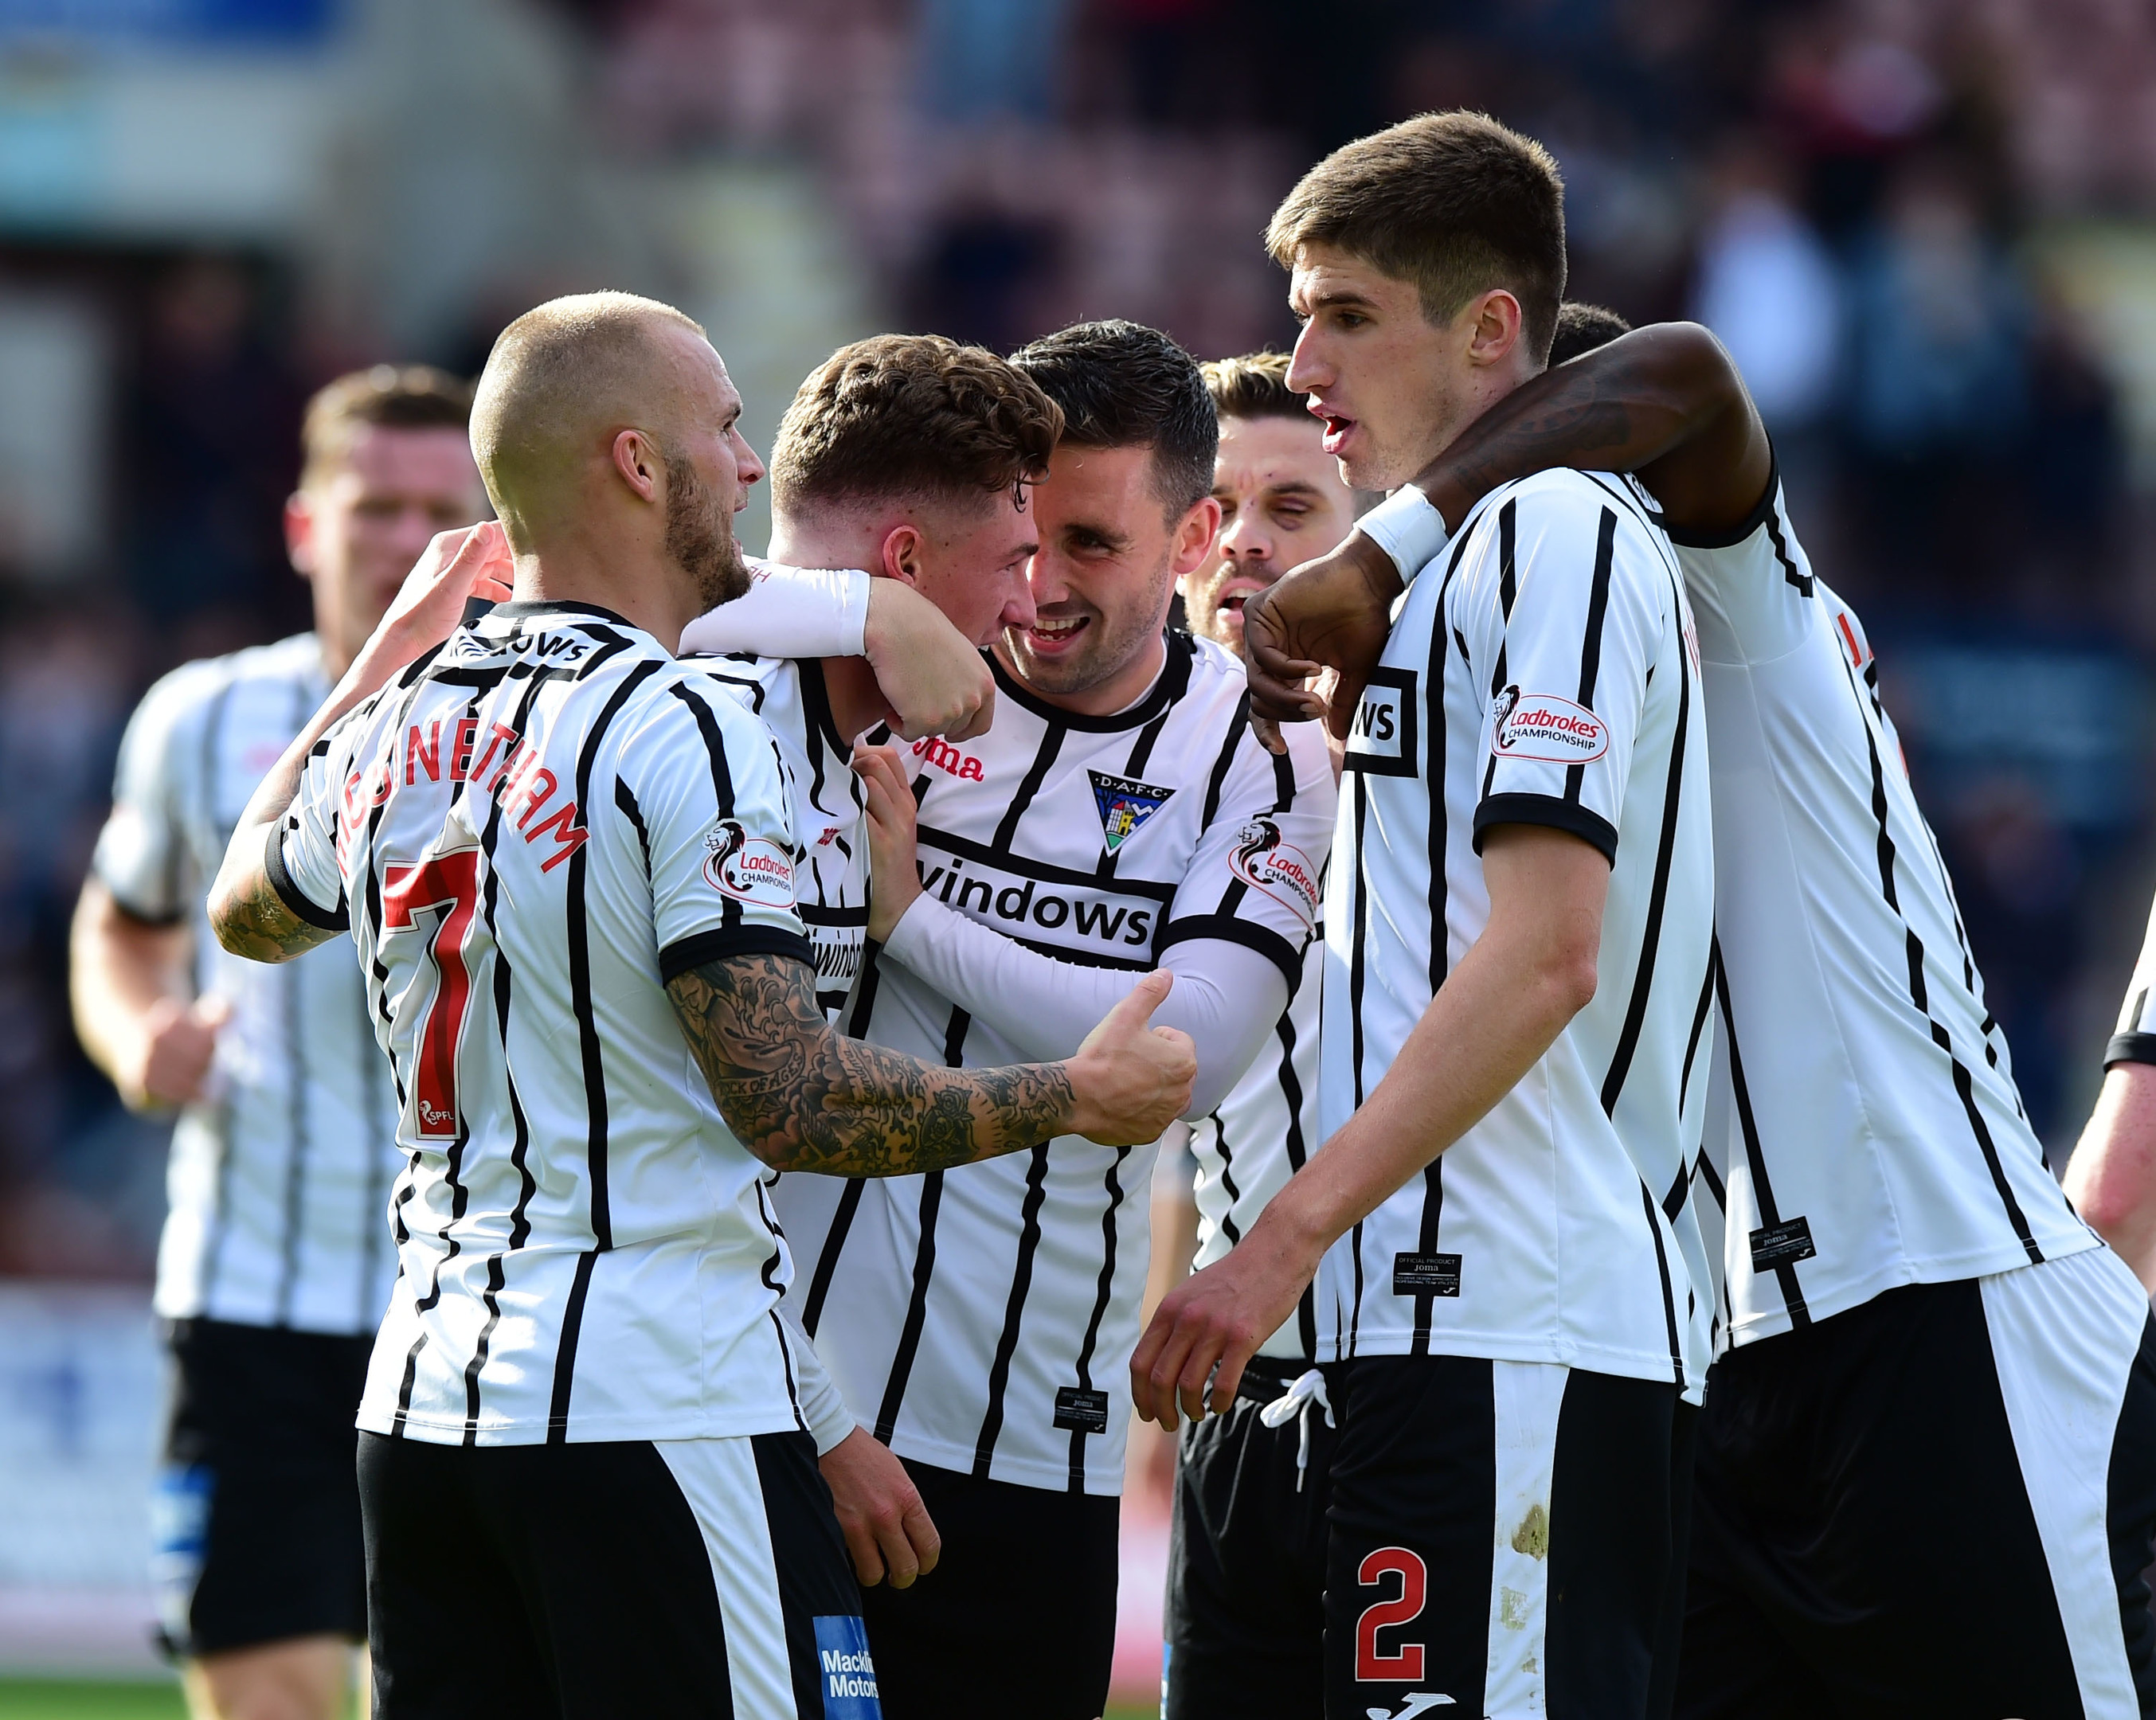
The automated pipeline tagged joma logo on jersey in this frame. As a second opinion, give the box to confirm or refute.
[910,736,984,781]
[1344,666,1418,776]
[1492,686,1608,763]
[1231,818,1319,925]
[704,819,796,906]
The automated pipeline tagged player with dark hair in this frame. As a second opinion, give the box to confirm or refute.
[1234,293,2156,1714]
[1180,352,1368,658]
[1134,346,1368,1719]
[1545,302,1634,368]
[1135,115,1717,1719]
[700,317,1336,1720]
[72,363,478,1720]
[200,290,1194,1718]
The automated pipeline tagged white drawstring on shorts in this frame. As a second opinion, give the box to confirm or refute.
[1258,1367,1334,1491]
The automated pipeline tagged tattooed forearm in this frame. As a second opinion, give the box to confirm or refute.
[210,872,336,964]
[666,952,1076,1175]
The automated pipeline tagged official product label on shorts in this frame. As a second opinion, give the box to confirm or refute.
[812,1615,881,1718]
[1748,1215,1817,1272]
[1391,1252,1462,1297]
[1052,1386,1111,1433]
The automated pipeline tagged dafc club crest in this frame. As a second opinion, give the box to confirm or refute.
[703,819,796,907]
[1230,817,1320,924]
[1088,771,1175,855]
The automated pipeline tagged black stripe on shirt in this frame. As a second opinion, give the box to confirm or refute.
[1712,940,1809,1327]
[1563,507,1618,807]
[1599,576,1693,1118]
[872,1173,945,1444]
[992,725,1065,853]
[871,1004,970,1442]
[972,1144,1053,1476]
[1066,1145,1132,1493]
[1842,654,2041,1264]
[800,1179,865,1339]
[1153,914,1301,991]
[546,1248,599,1440]
[564,658,664,1265]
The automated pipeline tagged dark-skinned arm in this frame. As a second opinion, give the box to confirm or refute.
[666,956,1192,1175]
[1246,321,1773,745]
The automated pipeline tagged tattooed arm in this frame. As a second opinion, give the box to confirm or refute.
[1246,321,1771,741]
[667,955,1195,1175]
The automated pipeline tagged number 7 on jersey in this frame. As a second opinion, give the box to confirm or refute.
[382,848,483,1143]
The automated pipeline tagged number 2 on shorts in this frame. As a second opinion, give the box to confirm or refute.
[1356,1546,1428,1682]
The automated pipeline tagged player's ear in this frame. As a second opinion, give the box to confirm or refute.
[610,429,662,503]
[1170,495,1222,579]
[878,523,925,588]
[1465,288,1524,370]
[286,491,318,578]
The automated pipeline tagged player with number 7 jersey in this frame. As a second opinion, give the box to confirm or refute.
[213,295,1195,1720]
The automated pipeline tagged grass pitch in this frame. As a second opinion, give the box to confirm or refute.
[0,1682,1160,1718]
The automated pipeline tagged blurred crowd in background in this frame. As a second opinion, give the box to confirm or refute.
[6,0,2156,1280]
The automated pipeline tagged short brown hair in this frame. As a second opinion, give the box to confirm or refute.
[1266,111,1567,366]
[300,364,474,490]
[1201,351,1305,424]
[771,334,1063,516]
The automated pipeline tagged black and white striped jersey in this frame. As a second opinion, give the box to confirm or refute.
[779,634,1335,1494]
[1188,918,1328,1363]
[684,655,871,1021]
[1320,469,1716,1394]
[1675,483,2095,1347]
[91,633,401,1336]
[274,601,834,1446]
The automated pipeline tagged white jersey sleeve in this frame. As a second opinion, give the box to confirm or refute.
[621,683,813,979]
[880,896,1288,1116]
[94,662,213,922]
[1157,716,1332,983]
[1465,487,1665,864]
[678,560,870,661]
[273,713,362,931]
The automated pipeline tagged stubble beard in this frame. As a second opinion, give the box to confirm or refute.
[1004,559,1173,697]
[666,453,749,611]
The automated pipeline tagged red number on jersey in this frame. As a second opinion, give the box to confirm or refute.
[382,848,482,1143]
[1356,1546,1428,1683]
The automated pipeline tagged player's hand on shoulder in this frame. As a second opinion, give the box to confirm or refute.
[1245,534,1399,754]
[863,580,995,744]
[851,741,923,944]
[127,993,229,1110]
[819,1426,941,1589]
[1066,971,1195,1146]
[347,521,514,694]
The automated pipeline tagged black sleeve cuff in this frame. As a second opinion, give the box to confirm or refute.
[659,925,817,985]
[1153,914,1304,991]
[2106,1031,2156,1069]
[1473,793,1618,866]
[264,823,349,932]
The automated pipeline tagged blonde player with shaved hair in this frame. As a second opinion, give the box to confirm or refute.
[204,291,1195,1718]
